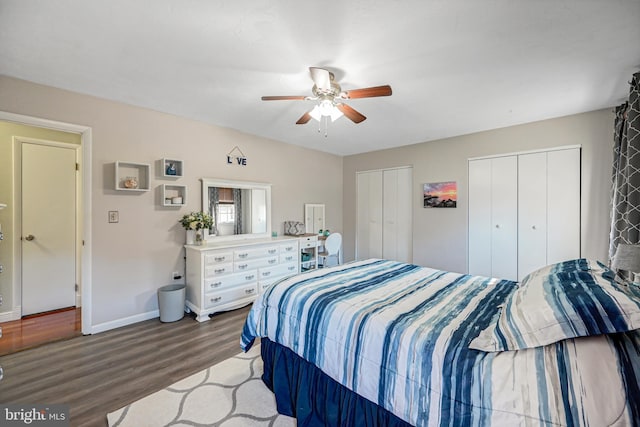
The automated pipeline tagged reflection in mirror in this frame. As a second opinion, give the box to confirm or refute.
[305,203,325,234]
[202,178,271,241]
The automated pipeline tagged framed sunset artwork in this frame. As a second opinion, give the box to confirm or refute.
[423,181,457,208]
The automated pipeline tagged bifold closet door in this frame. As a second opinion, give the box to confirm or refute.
[517,148,580,280]
[356,170,383,259]
[468,159,493,278]
[382,167,412,263]
[518,152,548,280]
[468,156,518,281]
[490,156,518,281]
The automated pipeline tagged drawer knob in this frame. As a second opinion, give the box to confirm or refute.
[262,271,271,277]
[238,253,248,258]
[214,256,225,262]
[268,259,276,264]
[211,282,222,288]
[245,275,255,280]
[245,289,255,295]
[211,296,222,303]
[238,264,248,269]
[268,249,277,254]
[214,268,225,274]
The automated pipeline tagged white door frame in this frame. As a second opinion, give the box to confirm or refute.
[0,111,92,335]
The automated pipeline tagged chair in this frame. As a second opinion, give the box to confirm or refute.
[318,233,342,268]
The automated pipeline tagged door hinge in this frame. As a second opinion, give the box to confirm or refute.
[75,284,78,292]
[76,163,79,171]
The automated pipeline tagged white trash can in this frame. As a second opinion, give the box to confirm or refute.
[158,284,186,322]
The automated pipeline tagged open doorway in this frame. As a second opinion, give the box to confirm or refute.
[0,112,92,346]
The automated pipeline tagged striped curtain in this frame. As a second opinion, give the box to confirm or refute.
[610,72,640,260]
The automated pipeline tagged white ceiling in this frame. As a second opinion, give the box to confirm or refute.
[1,1,639,156]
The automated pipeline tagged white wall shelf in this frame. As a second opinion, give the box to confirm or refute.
[162,184,187,206]
[162,158,183,178]
[115,161,150,191]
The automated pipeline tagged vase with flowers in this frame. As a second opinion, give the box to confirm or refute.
[179,211,214,245]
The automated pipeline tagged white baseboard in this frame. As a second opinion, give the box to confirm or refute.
[90,309,159,334]
[0,308,21,322]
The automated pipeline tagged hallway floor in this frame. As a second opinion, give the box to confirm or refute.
[0,307,81,356]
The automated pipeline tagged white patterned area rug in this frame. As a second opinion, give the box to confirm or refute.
[107,344,296,426]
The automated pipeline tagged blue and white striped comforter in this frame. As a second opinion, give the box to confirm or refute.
[240,259,640,426]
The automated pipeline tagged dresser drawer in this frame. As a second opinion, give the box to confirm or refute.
[279,242,298,254]
[204,284,258,309]
[235,256,279,272]
[279,252,297,264]
[259,262,298,281]
[205,270,258,292]
[300,235,318,249]
[204,262,234,277]
[203,251,234,265]
[234,245,279,261]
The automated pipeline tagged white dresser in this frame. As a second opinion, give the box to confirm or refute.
[185,237,300,322]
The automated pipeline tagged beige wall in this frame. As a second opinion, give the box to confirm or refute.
[0,123,81,316]
[0,75,343,329]
[343,109,614,274]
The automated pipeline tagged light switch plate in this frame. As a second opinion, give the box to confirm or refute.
[108,211,119,223]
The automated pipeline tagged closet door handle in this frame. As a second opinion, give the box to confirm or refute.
[495,225,500,229]
[532,225,537,230]
[25,234,35,241]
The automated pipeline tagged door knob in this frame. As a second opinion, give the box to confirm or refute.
[25,234,35,241]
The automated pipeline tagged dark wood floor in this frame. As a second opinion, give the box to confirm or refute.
[0,307,82,356]
[0,305,251,427]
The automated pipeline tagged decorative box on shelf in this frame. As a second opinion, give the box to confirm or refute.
[115,161,150,191]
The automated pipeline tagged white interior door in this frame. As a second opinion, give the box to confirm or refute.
[22,142,77,316]
[382,169,399,261]
[382,167,412,263]
[394,167,413,263]
[490,156,518,281]
[518,152,548,280]
[356,171,383,260]
[468,159,492,277]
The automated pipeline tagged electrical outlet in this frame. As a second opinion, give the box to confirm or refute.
[108,211,119,223]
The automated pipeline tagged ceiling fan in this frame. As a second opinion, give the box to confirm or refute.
[261,67,392,125]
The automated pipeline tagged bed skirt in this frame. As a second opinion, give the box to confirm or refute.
[261,338,413,427]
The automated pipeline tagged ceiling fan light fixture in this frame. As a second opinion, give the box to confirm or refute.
[309,100,343,123]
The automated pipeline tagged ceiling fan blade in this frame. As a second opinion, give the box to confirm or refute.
[309,67,332,91]
[343,85,392,99]
[296,112,312,125]
[336,103,366,124]
[261,95,307,101]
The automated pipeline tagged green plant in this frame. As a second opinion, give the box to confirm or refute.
[179,211,214,230]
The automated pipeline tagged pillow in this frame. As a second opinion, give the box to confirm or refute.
[469,259,640,351]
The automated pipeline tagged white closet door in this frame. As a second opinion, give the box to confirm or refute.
[547,148,581,263]
[383,169,399,261]
[490,156,518,281]
[383,167,412,263]
[356,171,383,260]
[518,152,548,281]
[395,167,413,263]
[468,159,492,277]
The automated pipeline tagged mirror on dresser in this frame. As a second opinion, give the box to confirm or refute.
[201,178,271,241]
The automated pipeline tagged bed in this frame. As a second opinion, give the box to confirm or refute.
[240,258,640,426]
